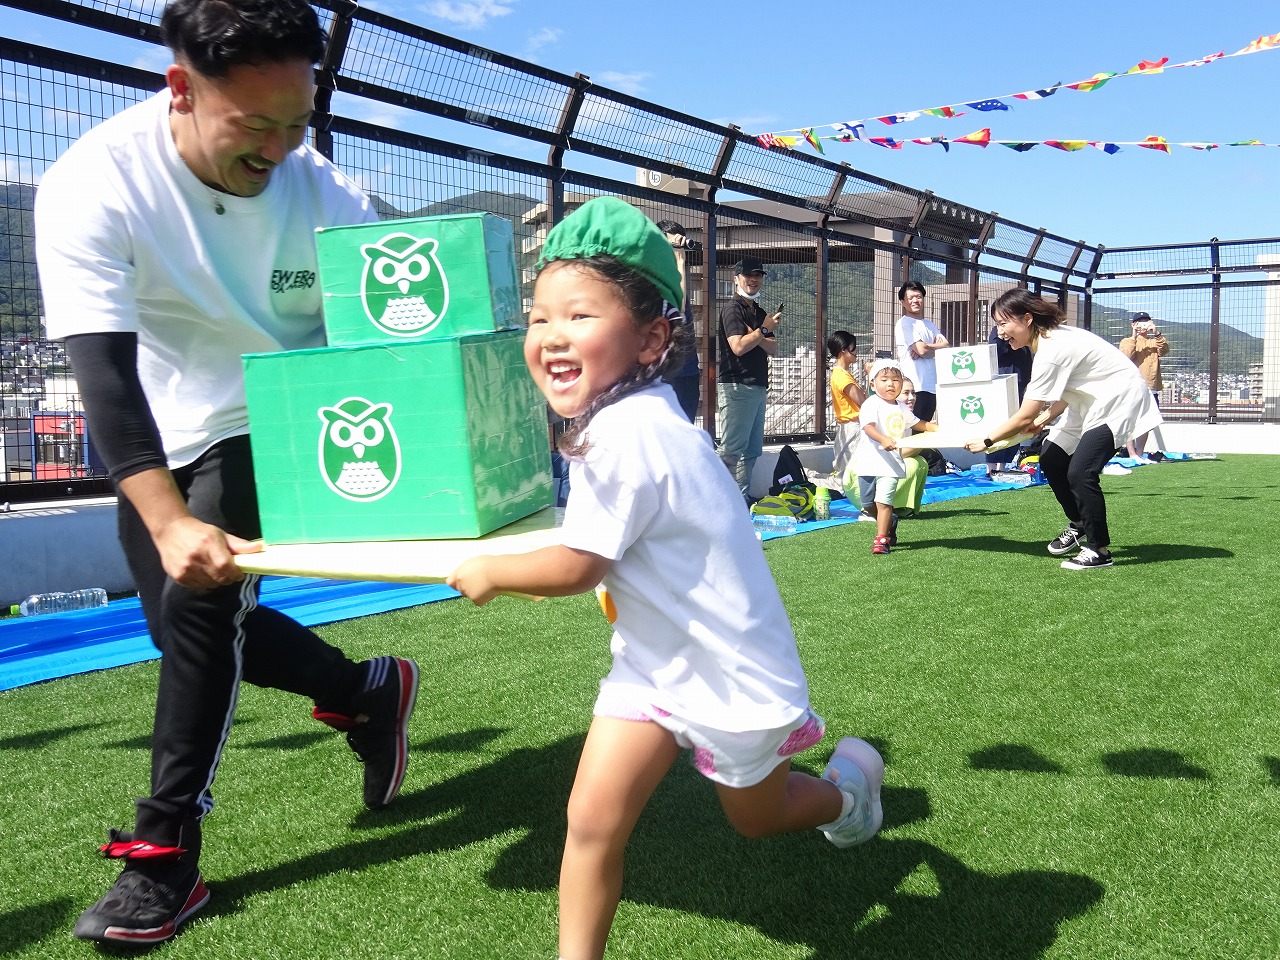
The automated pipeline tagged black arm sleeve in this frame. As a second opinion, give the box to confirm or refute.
[64,332,169,484]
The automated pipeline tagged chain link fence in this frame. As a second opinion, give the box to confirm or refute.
[2,0,1277,499]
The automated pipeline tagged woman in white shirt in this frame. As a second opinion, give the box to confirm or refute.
[965,289,1161,571]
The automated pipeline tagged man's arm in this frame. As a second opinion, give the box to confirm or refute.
[725,306,781,357]
[64,333,257,589]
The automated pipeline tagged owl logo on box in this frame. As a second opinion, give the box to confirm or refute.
[359,233,450,337]
[950,350,976,381]
[318,397,403,501]
[959,396,986,424]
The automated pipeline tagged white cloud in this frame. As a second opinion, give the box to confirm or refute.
[425,0,516,29]
[595,71,649,96]
[524,26,561,58]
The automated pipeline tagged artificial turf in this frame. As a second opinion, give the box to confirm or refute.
[1,454,1276,958]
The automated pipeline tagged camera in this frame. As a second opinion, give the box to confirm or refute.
[674,237,702,251]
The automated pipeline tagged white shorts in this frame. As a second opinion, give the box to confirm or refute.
[594,682,826,788]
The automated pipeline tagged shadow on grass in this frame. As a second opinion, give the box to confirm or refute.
[1113,543,1233,563]
[0,722,105,750]
[203,731,1102,958]
[971,744,1066,774]
[906,535,1048,557]
[1264,757,1280,786]
[0,898,75,955]
[1101,748,1209,780]
[241,731,329,750]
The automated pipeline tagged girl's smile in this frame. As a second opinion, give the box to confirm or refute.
[525,261,667,420]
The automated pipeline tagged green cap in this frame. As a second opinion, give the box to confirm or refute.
[537,196,684,309]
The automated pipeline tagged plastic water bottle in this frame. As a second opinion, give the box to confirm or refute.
[752,514,798,537]
[813,487,831,521]
[9,588,108,617]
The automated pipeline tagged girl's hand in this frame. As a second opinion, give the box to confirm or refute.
[447,557,499,606]
[881,439,898,452]
[964,439,987,453]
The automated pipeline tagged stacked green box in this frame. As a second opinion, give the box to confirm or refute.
[316,212,522,345]
[243,331,552,544]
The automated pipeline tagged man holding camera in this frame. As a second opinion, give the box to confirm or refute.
[1119,311,1170,462]
[716,257,780,502]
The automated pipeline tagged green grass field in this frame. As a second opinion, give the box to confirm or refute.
[2,455,1277,958]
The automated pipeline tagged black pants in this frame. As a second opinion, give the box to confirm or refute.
[1039,426,1116,550]
[118,435,363,843]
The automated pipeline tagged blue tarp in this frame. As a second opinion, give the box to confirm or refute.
[0,577,456,692]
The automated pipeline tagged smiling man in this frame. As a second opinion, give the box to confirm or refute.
[34,0,419,946]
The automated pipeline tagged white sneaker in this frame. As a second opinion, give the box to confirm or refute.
[1102,464,1132,476]
[820,737,884,848]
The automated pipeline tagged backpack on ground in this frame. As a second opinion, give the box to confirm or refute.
[769,444,816,498]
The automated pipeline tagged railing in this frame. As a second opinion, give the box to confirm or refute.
[2,0,1277,499]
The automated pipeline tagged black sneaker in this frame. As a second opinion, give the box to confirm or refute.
[1046,525,1084,556]
[1061,547,1114,570]
[315,656,419,809]
[74,857,209,944]
[888,512,899,546]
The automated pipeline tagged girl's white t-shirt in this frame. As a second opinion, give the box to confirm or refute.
[560,383,810,733]
[1024,325,1163,453]
[35,90,375,467]
[851,394,919,478]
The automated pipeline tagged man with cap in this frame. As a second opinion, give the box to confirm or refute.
[1119,312,1170,462]
[716,257,781,501]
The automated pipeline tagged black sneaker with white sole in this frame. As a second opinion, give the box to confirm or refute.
[1061,547,1114,570]
[1046,525,1084,556]
[74,829,208,945]
[314,656,419,809]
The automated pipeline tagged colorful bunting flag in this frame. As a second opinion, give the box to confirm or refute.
[1234,33,1280,55]
[922,106,964,118]
[910,136,950,152]
[1185,142,1219,150]
[1090,141,1122,155]
[1065,72,1117,92]
[876,112,917,125]
[1001,142,1038,152]
[1013,83,1060,100]
[1138,135,1170,153]
[1175,51,1224,67]
[869,137,903,149]
[1228,139,1264,146]
[756,132,781,149]
[965,98,1010,112]
[834,122,865,141]
[1045,140,1088,152]
[1125,57,1170,74]
[953,128,992,147]
[802,128,824,154]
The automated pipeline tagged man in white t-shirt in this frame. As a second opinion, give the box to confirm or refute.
[894,280,949,422]
[34,0,418,945]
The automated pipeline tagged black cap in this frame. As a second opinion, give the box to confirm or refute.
[734,257,767,276]
[1131,311,1151,322]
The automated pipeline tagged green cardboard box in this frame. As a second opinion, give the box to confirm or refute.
[243,331,553,544]
[316,212,522,345]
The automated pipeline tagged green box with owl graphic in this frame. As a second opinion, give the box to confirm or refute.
[937,374,1019,435]
[315,212,522,346]
[242,330,553,544]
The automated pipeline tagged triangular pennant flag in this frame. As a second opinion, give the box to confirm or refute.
[1184,142,1220,150]
[775,135,798,149]
[965,98,1010,112]
[953,127,991,147]
[1065,72,1117,92]
[1014,83,1060,101]
[1125,57,1170,75]
[1138,135,1170,153]
[910,136,950,152]
[1045,140,1088,152]
[1089,141,1122,155]
[756,133,781,149]
[922,106,964,118]
[1227,139,1264,146]
[868,137,903,149]
[1234,33,1280,55]
[1174,51,1224,67]
[876,112,917,125]
[1000,142,1038,152]
[834,122,865,142]
[802,128,824,154]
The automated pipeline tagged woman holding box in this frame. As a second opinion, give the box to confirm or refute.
[965,289,1161,571]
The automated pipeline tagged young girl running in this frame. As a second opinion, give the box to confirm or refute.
[447,197,883,960]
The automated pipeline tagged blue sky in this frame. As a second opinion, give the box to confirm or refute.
[6,0,1276,249]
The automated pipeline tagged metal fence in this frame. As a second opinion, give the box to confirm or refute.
[2,0,1277,500]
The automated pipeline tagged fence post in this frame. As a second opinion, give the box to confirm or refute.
[313,0,359,161]
[701,127,739,438]
[1208,237,1222,423]
[545,72,590,229]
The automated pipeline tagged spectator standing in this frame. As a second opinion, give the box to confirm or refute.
[826,330,867,477]
[1119,311,1170,463]
[34,0,418,944]
[717,257,781,502]
[894,280,949,422]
